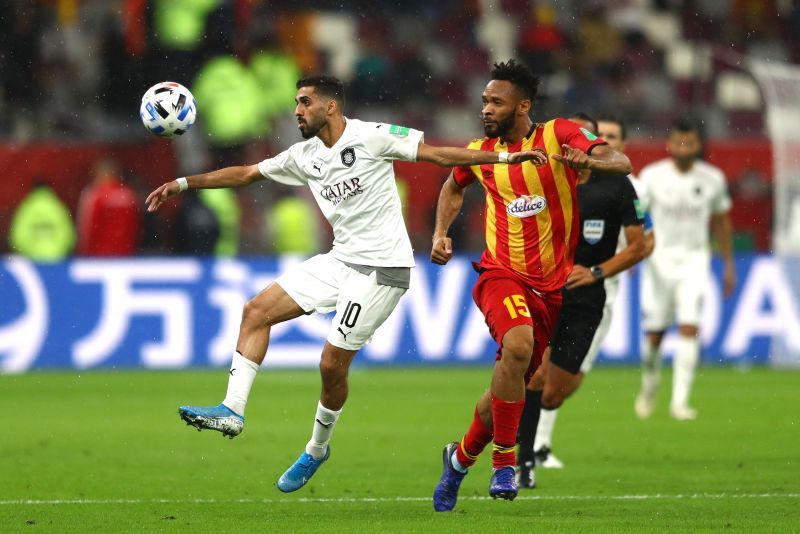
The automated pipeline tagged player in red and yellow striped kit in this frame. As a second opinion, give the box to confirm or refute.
[430,60,632,511]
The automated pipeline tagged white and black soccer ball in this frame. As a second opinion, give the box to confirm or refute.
[140,81,197,137]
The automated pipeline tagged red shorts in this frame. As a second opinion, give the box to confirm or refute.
[472,267,562,381]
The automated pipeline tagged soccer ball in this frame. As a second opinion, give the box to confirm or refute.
[140,82,197,137]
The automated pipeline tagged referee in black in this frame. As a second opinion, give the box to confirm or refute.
[516,113,649,488]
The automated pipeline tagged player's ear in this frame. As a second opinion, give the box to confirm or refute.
[518,98,532,117]
[327,98,338,116]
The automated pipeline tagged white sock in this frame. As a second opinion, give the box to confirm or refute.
[451,452,468,473]
[221,352,259,416]
[641,338,662,395]
[672,335,699,410]
[534,409,558,451]
[305,401,342,459]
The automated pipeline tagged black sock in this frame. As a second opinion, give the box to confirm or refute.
[516,389,542,466]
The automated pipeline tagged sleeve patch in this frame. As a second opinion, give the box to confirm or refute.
[580,127,598,141]
[389,124,410,137]
[634,198,645,219]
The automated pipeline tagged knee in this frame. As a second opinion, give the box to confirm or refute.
[502,329,534,366]
[319,356,348,380]
[678,325,698,338]
[646,331,665,347]
[242,299,264,327]
[242,298,279,328]
[541,389,564,410]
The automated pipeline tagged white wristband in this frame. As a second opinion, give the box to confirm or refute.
[176,177,188,192]
[498,152,510,163]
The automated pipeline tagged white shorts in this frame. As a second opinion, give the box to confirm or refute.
[641,259,708,332]
[580,275,619,373]
[275,253,407,351]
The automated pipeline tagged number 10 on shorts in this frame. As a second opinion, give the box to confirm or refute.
[503,294,530,319]
[340,301,362,327]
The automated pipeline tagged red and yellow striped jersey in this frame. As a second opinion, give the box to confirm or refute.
[453,118,607,292]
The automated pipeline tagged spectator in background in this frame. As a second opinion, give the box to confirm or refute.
[265,191,321,255]
[9,182,75,262]
[76,158,141,256]
[0,2,44,138]
[198,188,241,256]
[192,29,299,168]
[192,52,263,167]
[153,0,222,82]
[249,36,302,123]
[577,4,624,76]
[517,4,565,76]
[729,0,780,46]
[174,190,221,255]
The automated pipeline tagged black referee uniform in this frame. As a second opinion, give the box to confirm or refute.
[548,171,644,374]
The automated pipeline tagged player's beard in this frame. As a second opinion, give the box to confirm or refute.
[483,113,515,138]
[299,117,324,139]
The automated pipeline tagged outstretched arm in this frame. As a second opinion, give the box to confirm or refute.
[552,144,632,175]
[417,143,548,167]
[431,174,466,265]
[145,164,263,212]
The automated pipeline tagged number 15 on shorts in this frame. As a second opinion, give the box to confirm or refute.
[503,294,530,319]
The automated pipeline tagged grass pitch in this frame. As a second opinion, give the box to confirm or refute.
[1,366,798,532]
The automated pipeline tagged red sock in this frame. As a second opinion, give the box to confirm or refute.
[491,394,525,469]
[455,407,493,469]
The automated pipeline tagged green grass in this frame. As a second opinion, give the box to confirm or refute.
[0,367,798,532]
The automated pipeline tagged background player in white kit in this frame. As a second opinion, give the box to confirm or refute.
[634,118,735,421]
[145,75,545,493]
[531,115,655,469]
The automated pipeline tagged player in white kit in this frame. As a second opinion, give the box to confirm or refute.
[634,118,735,421]
[145,75,546,492]
[531,115,655,469]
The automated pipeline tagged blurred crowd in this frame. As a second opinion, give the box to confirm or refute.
[7,157,324,261]
[1,0,791,259]
[0,0,796,142]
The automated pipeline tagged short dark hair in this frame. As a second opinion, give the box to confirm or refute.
[296,75,345,108]
[596,114,626,140]
[670,116,703,139]
[568,112,598,134]
[490,59,540,101]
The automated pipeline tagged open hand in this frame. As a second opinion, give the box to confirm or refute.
[508,148,548,166]
[431,236,453,265]
[145,180,181,212]
[551,144,591,169]
[565,264,598,289]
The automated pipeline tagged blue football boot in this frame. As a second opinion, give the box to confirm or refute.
[489,466,518,500]
[178,403,244,438]
[277,447,330,493]
[433,442,467,512]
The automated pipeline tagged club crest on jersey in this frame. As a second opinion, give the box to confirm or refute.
[583,220,604,244]
[506,195,547,218]
[340,147,356,168]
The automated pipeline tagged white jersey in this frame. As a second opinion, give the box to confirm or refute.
[639,158,730,268]
[258,118,423,267]
[614,173,648,253]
